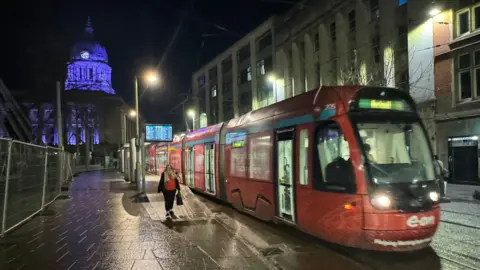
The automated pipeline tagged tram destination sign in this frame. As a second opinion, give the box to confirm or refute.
[358,99,411,112]
[145,124,173,142]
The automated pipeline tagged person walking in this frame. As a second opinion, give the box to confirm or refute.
[434,155,448,200]
[158,165,180,218]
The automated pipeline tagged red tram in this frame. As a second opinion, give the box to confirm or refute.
[149,86,441,251]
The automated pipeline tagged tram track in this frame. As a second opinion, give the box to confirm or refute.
[437,253,479,270]
[441,209,480,217]
[440,219,480,230]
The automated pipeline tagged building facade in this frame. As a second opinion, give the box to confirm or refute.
[65,17,115,94]
[1,18,137,160]
[191,0,438,131]
[434,1,480,184]
[192,19,275,128]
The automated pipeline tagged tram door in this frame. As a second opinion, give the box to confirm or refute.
[187,148,195,187]
[275,128,296,222]
[204,144,216,194]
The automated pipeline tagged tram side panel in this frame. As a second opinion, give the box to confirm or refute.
[246,131,275,221]
[295,115,365,248]
[224,130,275,221]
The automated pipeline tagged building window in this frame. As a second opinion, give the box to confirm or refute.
[330,22,336,42]
[258,31,272,52]
[238,45,250,63]
[398,25,408,50]
[209,67,218,82]
[331,59,338,84]
[350,49,357,74]
[315,62,321,87]
[314,33,320,51]
[457,10,470,36]
[475,6,480,30]
[211,85,217,98]
[348,10,356,33]
[458,53,472,100]
[239,67,251,84]
[257,60,265,75]
[89,68,93,80]
[222,57,232,73]
[299,129,309,185]
[373,35,381,63]
[198,75,206,87]
[370,0,380,19]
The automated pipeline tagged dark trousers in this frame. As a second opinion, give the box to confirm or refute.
[163,190,176,212]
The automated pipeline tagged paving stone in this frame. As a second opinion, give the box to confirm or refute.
[0,171,271,270]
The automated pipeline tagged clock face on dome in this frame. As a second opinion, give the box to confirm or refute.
[80,51,90,59]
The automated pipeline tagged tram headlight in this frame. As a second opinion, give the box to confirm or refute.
[429,191,439,202]
[371,194,392,210]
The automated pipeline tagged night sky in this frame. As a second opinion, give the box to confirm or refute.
[0,0,295,130]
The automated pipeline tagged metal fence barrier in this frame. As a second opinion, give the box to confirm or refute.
[0,138,74,236]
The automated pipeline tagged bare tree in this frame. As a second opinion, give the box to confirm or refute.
[336,44,437,145]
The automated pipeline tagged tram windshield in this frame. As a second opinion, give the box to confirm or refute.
[356,121,435,184]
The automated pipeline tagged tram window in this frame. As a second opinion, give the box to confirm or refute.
[357,122,435,183]
[314,121,355,192]
[299,129,309,185]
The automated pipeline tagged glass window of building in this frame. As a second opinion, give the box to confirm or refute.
[348,10,356,33]
[457,9,470,36]
[458,53,472,100]
[330,22,336,42]
[314,32,320,51]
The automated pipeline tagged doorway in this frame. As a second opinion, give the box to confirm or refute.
[448,137,479,183]
[187,148,195,187]
[275,128,296,222]
[204,144,216,194]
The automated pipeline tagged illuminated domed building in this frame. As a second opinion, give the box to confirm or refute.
[65,17,115,94]
[1,17,138,164]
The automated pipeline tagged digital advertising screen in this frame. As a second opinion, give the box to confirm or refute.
[145,124,173,142]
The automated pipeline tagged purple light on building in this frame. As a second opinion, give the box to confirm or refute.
[65,17,115,95]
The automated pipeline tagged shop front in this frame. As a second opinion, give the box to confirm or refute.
[436,118,480,184]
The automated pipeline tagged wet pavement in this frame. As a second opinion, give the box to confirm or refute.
[0,171,478,270]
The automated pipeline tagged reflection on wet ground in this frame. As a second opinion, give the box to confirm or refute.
[0,171,478,270]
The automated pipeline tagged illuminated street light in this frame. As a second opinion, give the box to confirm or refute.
[134,69,160,195]
[429,8,441,17]
[267,74,278,103]
[268,74,276,83]
[187,109,195,130]
[129,110,137,117]
[145,71,159,84]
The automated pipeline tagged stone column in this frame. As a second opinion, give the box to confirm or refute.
[232,49,239,118]
[217,62,224,122]
[250,39,258,110]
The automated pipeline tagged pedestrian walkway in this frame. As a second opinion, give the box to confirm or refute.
[0,171,271,270]
[446,183,480,203]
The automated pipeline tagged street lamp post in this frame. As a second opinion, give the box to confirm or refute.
[134,71,159,195]
[134,76,141,193]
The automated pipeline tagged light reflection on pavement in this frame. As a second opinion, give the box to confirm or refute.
[0,172,478,270]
